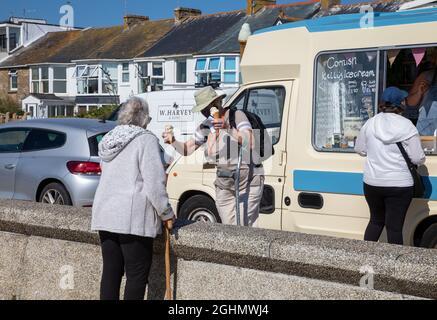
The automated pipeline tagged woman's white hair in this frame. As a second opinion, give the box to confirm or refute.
[118,97,151,128]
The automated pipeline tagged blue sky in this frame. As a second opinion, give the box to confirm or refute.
[2,0,365,28]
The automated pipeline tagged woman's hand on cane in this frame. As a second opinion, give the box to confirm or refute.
[163,217,175,231]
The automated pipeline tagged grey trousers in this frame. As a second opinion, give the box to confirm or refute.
[215,168,265,227]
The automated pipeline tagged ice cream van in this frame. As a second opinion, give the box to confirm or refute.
[166,8,437,248]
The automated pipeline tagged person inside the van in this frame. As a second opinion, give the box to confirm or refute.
[355,87,426,245]
[404,68,437,134]
[162,86,265,227]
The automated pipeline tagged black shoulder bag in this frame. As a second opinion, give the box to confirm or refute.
[396,142,425,198]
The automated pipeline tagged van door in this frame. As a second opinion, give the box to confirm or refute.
[202,81,293,230]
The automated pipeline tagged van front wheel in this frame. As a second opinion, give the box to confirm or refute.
[419,223,437,249]
[179,195,221,223]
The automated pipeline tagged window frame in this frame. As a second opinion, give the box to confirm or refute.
[224,57,238,84]
[30,65,67,94]
[122,62,130,83]
[312,43,437,154]
[312,47,381,153]
[136,62,149,94]
[75,64,100,95]
[53,66,67,94]
[8,69,17,91]
[0,34,7,51]
[175,59,187,84]
[101,63,119,95]
[195,56,239,86]
[229,85,286,146]
[21,128,67,152]
[0,128,31,153]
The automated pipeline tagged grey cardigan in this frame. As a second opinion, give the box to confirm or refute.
[91,127,174,238]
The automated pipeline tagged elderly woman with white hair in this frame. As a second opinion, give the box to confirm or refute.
[91,97,174,300]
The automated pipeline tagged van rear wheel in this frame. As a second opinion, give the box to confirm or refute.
[419,224,437,249]
[179,195,221,223]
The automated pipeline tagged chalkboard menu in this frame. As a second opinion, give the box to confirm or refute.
[314,51,378,151]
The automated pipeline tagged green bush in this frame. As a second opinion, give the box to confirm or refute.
[76,105,117,120]
[0,96,20,114]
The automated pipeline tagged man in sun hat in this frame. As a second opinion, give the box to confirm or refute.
[162,86,265,227]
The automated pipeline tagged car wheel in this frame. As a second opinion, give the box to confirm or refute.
[179,195,221,223]
[419,223,437,249]
[39,182,72,206]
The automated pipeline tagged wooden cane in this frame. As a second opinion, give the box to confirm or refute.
[164,222,172,300]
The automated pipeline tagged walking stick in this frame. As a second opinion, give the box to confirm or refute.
[235,147,243,226]
[164,221,173,300]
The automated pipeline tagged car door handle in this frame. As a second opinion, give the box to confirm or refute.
[4,164,16,170]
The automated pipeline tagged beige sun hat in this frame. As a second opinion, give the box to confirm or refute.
[192,86,227,113]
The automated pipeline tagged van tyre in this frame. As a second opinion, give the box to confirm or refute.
[419,223,437,249]
[39,182,72,206]
[179,195,221,223]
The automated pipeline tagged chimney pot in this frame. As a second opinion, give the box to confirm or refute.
[174,7,202,23]
[320,0,341,11]
[123,15,149,30]
[247,0,276,15]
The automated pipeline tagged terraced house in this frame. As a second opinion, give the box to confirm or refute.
[0,0,421,118]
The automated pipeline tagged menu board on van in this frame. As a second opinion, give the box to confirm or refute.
[314,50,378,151]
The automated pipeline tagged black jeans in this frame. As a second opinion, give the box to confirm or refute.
[363,183,414,245]
[99,231,154,300]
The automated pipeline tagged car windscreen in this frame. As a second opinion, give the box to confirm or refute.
[88,132,107,157]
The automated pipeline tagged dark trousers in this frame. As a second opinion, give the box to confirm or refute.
[99,231,154,300]
[363,183,414,245]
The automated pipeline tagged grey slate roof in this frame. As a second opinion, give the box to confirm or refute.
[201,1,321,55]
[143,11,246,57]
[28,93,64,101]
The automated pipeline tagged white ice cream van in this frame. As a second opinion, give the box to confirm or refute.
[165,8,437,248]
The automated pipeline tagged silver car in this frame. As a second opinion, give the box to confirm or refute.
[0,118,116,207]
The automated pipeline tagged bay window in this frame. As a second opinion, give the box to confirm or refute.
[41,66,49,93]
[31,66,67,94]
[53,67,67,94]
[195,56,239,87]
[224,57,237,83]
[102,63,118,94]
[31,67,39,93]
[76,65,99,94]
[136,61,164,93]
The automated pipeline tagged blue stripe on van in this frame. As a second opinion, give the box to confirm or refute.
[293,170,437,200]
[255,8,437,35]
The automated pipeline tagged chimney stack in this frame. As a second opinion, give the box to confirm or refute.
[320,0,341,11]
[123,15,149,30]
[174,7,202,23]
[247,0,276,15]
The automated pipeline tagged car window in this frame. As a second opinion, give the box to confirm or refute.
[22,129,66,152]
[0,128,30,153]
[89,132,108,156]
